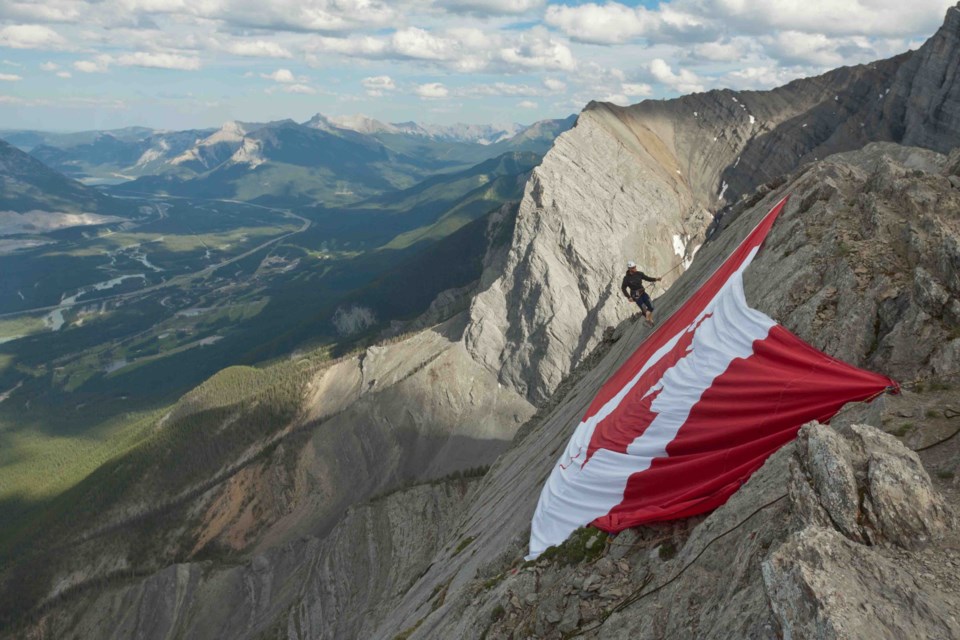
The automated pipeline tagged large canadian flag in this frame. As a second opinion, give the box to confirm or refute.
[528,196,897,559]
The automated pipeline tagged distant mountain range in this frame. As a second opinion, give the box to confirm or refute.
[0,114,575,191]
[306,113,526,144]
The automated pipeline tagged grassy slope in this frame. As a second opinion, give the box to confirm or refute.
[0,353,322,625]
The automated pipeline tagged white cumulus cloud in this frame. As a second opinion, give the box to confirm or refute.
[361,75,395,96]
[224,40,292,58]
[691,38,755,62]
[499,27,575,71]
[622,82,652,97]
[308,25,575,73]
[0,73,22,81]
[545,2,708,45]
[116,51,200,70]
[307,35,388,59]
[262,68,297,83]
[543,78,566,92]
[284,83,316,94]
[701,0,955,38]
[759,30,885,66]
[73,51,200,72]
[459,82,544,97]
[441,0,545,15]
[0,24,68,49]
[73,55,112,73]
[392,27,456,61]
[416,82,449,98]
[649,58,704,93]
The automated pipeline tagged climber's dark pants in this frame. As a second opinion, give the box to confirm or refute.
[632,292,654,313]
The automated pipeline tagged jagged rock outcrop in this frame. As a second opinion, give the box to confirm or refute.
[764,422,956,640]
[741,144,960,382]
[465,5,960,404]
[790,422,949,548]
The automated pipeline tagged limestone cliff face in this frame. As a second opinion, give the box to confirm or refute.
[889,5,960,153]
[463,108,713,403]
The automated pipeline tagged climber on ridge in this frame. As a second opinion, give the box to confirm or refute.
[621,261,660,326]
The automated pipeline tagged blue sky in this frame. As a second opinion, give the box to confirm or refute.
[0,0,954,131]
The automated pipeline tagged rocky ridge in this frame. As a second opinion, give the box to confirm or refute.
[465,5,960,405]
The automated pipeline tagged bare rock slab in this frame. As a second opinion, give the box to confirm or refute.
[763,526,960,640]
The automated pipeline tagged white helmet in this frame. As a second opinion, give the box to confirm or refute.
[626,260,636,269]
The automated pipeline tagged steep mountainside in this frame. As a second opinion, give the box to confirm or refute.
[0,139,114,214]
[465,6,960,404]
[12,142,960,640]
[369,142,960,639]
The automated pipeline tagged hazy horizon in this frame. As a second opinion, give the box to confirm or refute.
[0,111,573,135]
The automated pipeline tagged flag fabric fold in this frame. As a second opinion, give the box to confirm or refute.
[528,196,897,559]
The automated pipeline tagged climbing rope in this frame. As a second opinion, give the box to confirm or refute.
[911,406,960,452]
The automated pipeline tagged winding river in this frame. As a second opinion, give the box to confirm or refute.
[45,274,147,331]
